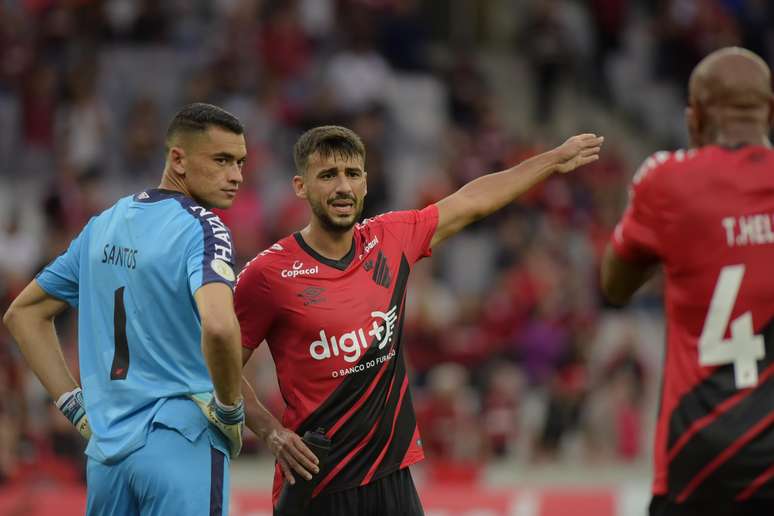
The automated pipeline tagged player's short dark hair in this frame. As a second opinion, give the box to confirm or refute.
[165,103,243,149]
[293,125,366,175]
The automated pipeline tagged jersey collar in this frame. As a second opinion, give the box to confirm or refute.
[293,232,355,271]
[720,143,749,151]
[134,188,187,203]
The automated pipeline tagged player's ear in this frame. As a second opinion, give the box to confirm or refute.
[169,147,186,177]
[292,174,307,199]
[363,171,368,197]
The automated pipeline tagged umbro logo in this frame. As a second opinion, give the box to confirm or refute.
[298,286,326,306]
[370,251,391,288]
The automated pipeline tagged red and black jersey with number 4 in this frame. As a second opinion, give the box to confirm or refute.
[235,206,438,505]
[612,146,774,502]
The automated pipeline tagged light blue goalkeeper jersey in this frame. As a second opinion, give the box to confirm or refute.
[36,188,236,464]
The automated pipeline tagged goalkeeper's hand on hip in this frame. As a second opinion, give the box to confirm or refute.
[56,387,92,440]
[190,392,245,459]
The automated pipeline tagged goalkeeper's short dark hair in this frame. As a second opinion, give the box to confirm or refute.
[165,103,243,150]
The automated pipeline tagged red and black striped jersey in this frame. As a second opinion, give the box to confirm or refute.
[235,206,438,505]
[612,145,774,502]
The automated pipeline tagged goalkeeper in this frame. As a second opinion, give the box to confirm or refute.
[2,103,256,516]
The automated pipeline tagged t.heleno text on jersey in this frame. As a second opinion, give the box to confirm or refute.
[722,212,774,247]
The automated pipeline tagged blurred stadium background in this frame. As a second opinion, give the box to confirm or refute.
[0,0,771,514]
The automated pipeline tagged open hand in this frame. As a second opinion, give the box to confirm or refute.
[554,134,604,173]
[265,427,320,485]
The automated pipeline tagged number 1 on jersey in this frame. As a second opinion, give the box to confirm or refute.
[699,265,764,389]
[111,286,130,380]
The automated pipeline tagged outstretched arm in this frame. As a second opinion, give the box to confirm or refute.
[431,134,603,247]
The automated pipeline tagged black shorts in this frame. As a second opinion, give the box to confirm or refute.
[295,467,424,516]
[649,495,774,516]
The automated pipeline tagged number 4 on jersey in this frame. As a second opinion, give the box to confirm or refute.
[699,265,765,389]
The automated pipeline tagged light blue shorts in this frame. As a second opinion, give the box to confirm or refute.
[86,398,231,516]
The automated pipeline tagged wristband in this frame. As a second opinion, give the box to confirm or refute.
[56,387,84,420]
[213,395,244,425]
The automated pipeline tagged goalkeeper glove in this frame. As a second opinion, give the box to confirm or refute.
[190,392,244,459]
[55,387,92,440]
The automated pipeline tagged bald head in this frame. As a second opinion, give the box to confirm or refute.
[690,47,771,106]
[686,47,773,147]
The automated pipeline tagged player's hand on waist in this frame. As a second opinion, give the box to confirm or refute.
[266,427,320,485]
[55,387,92,440]
[190,392,245,459]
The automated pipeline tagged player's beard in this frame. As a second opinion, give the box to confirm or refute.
[310,194,363,233]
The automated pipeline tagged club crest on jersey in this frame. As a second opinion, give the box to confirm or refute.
[370,251,392,288]
[281,260,319,278]
[309,305,398,363]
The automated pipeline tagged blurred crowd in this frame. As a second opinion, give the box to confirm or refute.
[0,0,771,489]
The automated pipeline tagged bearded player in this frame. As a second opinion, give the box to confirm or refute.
[602,47,774,516]
[237,125,602,515]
